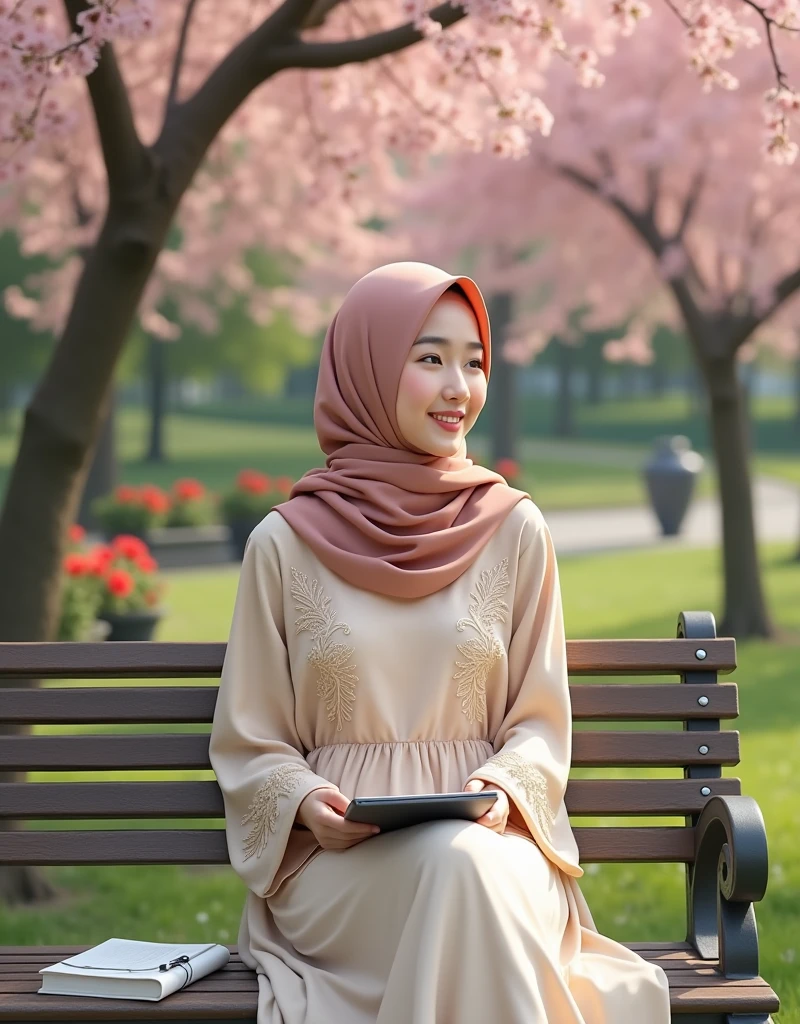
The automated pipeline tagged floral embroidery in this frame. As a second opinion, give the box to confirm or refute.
[241,762,311,860]
[486,750,554,841]
[453,557,510,723]
[290,567,358,732]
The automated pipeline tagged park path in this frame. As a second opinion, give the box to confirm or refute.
[547,475,798,557]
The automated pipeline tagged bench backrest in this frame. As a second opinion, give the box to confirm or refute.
[0,611,737,870]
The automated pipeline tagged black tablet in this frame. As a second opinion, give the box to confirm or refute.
[343,791,498,833]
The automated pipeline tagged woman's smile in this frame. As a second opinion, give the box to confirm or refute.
[428,412,465,433]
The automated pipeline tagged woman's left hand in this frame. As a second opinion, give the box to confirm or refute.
[463,778,510,833]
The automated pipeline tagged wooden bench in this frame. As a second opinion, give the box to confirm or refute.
[0,611,779,1022]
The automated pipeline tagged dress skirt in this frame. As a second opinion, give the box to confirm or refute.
[237,820,671,1024]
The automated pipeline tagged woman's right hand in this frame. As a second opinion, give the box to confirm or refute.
[296,786,380,850]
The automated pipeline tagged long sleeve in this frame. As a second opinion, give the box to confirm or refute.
[209,532,334,898]
[466,507,583,878]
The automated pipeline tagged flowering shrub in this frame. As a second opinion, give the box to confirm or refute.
[220,470,294,523]
[165,478,218,528]
[96,535,166,618]
[92,484,171,536]
[57,530,166,639]
[57,525,103,641]
[495,458,522,483]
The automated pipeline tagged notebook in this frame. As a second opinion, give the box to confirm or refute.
[38,938,230,1001]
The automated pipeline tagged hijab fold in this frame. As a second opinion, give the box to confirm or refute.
[275,262,529,599]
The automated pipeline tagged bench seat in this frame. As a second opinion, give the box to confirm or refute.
[0,617,781,1021]
[0,944,781,1021]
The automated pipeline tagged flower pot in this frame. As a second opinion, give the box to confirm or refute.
[144,525,234,568]
[643,435,705,536]
[227,517,262,560]
[100,609,163,642]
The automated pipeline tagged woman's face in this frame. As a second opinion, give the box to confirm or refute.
[396,292,487,457]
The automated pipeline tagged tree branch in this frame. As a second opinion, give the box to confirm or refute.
[63,1,149,198]
[164,0,200,116]
[644,165,661,218]
[736,263,800,346]
[555,160,709,347]
[159,0,466,196]
[269,1,467,69]
[302,0,349,29]
[677,167,706,238]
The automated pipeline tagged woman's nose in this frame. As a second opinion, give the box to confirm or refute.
[443,373,469,403]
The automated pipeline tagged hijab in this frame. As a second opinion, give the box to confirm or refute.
[274,262,529,599]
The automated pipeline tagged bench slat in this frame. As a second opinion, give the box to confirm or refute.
[0,778,743,819]
[0,683,739,724]
[0,637,736,678]
[0,827,696,863]
[0,731,740,771]
[0,945,782,1019]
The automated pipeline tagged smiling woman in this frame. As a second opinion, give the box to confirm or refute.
[396,285,488,458]
[208,262,671,1024]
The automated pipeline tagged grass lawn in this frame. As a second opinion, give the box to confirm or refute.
[0,407,724,512]
[2,542,798,1020]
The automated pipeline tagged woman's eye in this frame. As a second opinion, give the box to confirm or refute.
[420,355,484,369]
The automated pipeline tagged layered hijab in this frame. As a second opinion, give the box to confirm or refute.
[275,262,529,599]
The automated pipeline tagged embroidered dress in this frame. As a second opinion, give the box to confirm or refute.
[209,498,670,1024]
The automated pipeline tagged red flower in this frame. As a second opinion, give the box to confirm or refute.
[64,553,90,576]
[274,475,294,496]
[495,457,521,481]
[115,485,139,503]
[67,523,86,544]
[174,478,205,501]
[107,568,134,598]
[140,484,171,514]
[236,469,270,495]
[112,534,150,561]
[135,553,158,574]
[86,545,114,576]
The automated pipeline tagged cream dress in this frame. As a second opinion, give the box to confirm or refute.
[209,498,671,1024]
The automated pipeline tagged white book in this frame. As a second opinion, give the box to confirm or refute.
[38,937,231,1002]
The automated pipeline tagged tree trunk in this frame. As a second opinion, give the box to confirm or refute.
[0,382,12,433]
[0,735,57,905]
[586,344,604,405]
[553,337,576,438]
[77,392,119,532]
[145,336,167,463]
[0,201,172,904]
[702,354,773,638]
[649,363,667,398]
[486,292,517,465]
[0,200,171,643]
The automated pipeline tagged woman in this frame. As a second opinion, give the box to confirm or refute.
[209,262,671,1023]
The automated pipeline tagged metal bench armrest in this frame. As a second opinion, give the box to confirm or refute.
[689,794,769,979]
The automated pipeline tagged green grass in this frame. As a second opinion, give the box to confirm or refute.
[0,406,727,512]
[2,543,799,1019]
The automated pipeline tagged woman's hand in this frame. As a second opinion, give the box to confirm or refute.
[296,786,380,850]
[464,778,510,833]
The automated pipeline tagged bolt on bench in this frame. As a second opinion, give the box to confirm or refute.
[0,611,779,1022]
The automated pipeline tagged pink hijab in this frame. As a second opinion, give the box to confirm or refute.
[274,262,529,599]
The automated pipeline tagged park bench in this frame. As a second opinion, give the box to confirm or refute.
[0,610,779,1022]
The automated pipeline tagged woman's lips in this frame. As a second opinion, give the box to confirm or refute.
[428,413,462,433]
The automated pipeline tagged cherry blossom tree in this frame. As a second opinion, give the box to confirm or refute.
[401,6,800,638]
[1,0,800,906]
[1,0,583,909]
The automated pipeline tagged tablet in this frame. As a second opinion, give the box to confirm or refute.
[343,791,498,833]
